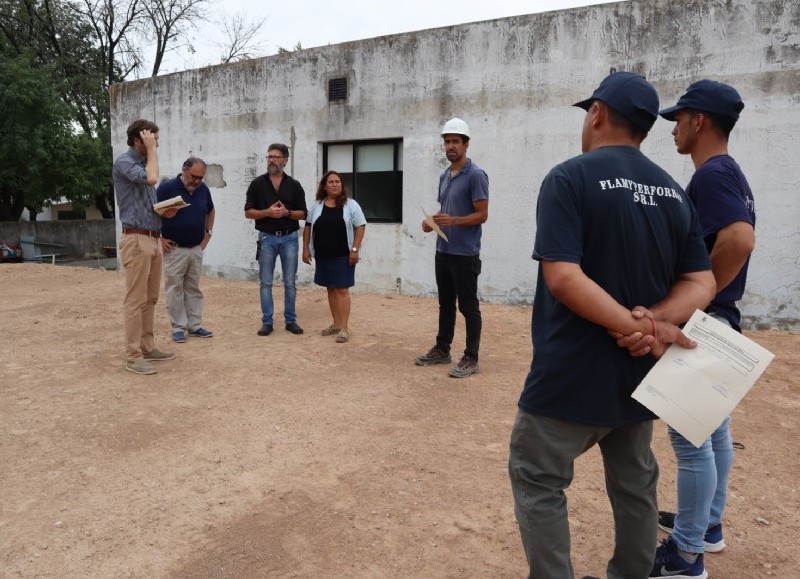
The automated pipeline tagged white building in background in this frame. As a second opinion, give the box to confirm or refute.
[21,198,105,221]
[110,0,800,330]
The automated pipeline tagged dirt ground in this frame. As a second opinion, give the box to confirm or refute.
[1,263,797,578]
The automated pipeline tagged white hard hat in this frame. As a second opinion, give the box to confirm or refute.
[441,117,470,138]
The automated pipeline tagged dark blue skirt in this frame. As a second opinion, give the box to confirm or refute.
[314,255,355,288]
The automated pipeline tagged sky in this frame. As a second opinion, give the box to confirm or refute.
[158,0,621,74]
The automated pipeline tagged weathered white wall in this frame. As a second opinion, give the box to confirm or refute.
[110,0,800,329]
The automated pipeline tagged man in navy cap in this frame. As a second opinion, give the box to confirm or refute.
[641,80,755,579]
[508,71,715,579]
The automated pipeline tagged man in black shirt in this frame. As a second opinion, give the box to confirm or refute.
[244,143,308,336]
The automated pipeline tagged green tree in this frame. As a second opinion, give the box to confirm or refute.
[0,0,112,219]
[0,0,270,221]
[0,51,88,221]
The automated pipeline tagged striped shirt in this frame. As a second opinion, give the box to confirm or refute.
[113,147,161,231]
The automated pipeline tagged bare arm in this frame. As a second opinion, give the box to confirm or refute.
[140,130,159,186]
[349,225,366,265]
[643,270,717,324]
[610,270,715,357]
[432,199,488,227]
[542,261,652,337]
[709,221,755,293]
[201,209,216,250]
[302,224,312,264]
[205,208,216,234]
[353,224,366,249]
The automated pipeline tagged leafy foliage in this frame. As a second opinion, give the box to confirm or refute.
[0,0,268,221]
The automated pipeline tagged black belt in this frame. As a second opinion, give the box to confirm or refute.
[123,227,160,238]
[263,230,296,236]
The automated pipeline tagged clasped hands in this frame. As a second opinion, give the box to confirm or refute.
[268,201,290,219]
[609,306,697,360]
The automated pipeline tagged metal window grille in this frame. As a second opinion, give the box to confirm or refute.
[328,78,347,101]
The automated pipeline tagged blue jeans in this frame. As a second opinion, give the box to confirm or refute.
[670,314,735,554]
[258,231,299,325]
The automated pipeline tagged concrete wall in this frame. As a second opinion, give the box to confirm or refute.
[110,0,800,330]
[0,219,116,258]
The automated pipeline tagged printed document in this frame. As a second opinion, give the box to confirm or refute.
[632,309,774,447]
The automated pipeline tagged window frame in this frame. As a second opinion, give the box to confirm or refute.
[322,138,403,224]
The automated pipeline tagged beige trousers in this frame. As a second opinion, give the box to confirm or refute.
[163,245,204,333]
[120,234,163,361]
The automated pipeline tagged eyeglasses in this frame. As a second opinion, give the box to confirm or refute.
[186,172,205,181]
[266,155,287,160]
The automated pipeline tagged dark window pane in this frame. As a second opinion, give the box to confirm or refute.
[355,171,403,222]
[57,210,86,220]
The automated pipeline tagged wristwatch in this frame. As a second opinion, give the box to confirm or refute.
[351,246,359,252]
[205,229,212,236]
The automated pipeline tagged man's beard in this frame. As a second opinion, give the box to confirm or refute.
[267,164,284,176]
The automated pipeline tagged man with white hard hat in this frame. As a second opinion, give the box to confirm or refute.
[415,117,489,378]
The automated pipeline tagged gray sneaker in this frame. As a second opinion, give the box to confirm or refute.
[448,355,479,378]
[126,358,157,375]
[143,348,176,361]
[415,346,452,366]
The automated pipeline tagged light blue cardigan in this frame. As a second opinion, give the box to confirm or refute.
[305,198,367,257]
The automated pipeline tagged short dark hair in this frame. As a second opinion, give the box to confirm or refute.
[686,109,736,141]
[442,134,470,144]
[126,119,159,146]
[605,103,649,142]
[267,143,290,157]
[315,170,349,208]
[182,157,207,170]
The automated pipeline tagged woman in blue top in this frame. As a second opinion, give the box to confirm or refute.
[302,171,366,343]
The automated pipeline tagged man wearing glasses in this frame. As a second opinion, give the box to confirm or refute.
[245,143,308,336]
[157,157,216,343]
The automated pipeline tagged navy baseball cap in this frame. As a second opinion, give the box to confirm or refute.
[659,79,744,121]
[574,71,659,132]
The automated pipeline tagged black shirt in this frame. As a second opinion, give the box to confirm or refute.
[244,173,307,233]
[312,205,349,258]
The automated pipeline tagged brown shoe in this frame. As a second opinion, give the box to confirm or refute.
[448,355,479,378]
[126,358,157,375]
[414,346,451,366]
[143,348,176,361]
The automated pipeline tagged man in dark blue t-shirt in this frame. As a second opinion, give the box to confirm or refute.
[157,157,215,343]
[645,80,755,578]
[508,72,715,579]
[415,117,489,378]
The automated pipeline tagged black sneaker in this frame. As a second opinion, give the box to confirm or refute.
[415,346,451,366]
[658,511,726,553]
[257,323,273,336]
[285,322,304,335]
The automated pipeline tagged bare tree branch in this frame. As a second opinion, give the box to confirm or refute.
[140,0,208,76]
[70,0,146,85]
[214,11,266,64]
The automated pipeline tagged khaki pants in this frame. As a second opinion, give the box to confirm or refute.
[509,410,659,579]
[163,245,204,333]
[120,234,162,361]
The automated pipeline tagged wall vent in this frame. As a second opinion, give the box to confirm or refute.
[328,77,348,102]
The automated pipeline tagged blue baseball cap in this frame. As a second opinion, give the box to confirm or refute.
[659,79,744,121]
[574,71,659,131]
